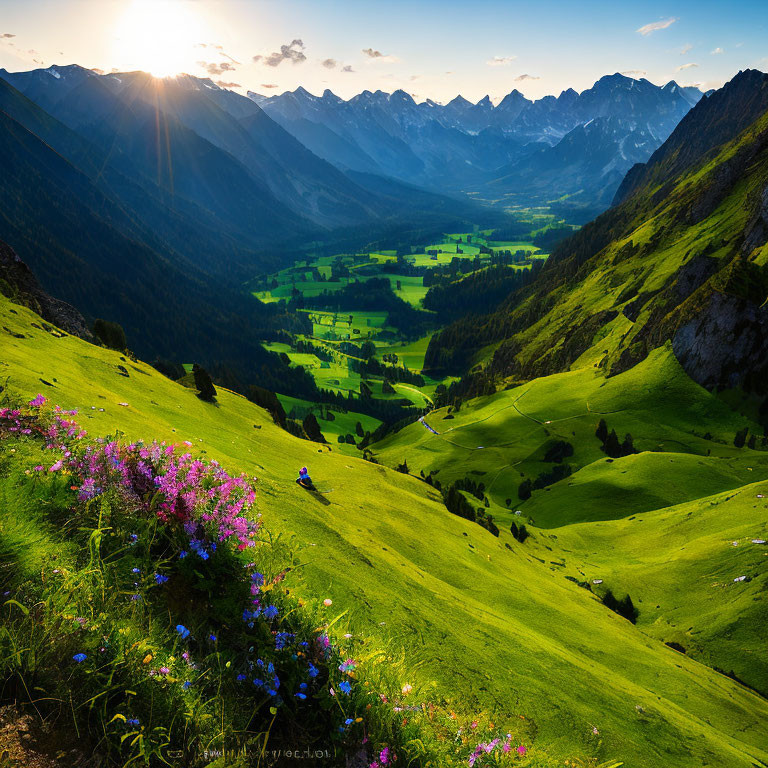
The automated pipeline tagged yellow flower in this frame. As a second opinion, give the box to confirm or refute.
[143,654,153,665]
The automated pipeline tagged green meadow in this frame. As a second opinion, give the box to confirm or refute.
[2,288,768,766]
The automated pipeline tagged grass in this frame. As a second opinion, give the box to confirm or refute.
[2,295,768,766]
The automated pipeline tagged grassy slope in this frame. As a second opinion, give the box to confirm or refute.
[2,296,768,767]
[551,481,768,696]
[375,348,768,517]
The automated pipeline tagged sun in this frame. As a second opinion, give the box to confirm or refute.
[113,0,204,78]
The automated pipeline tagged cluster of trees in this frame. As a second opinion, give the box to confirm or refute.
[246,384,287,426]
[509,521,530,543]
[733,426,768,450]
[348,356,425,387]
[601,589,639,624]
[318,386,423,424]
[294,278,433,338]
[294,339,334,362]
[452,476,486,501]
[423,265,541,321]
[93,319,127,351]
[443,484,499,537]
[423,263,544,374]
[543,440,574,463]
[517,462,574,500]
[595,419,636,458]
[192,364,217,402]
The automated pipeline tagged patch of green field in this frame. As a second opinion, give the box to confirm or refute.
[4,295,768,767]
[302,309,391,341]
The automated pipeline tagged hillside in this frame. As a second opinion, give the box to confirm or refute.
[424,69,768,397]
[2,285,768,765]
[372,348,768,696]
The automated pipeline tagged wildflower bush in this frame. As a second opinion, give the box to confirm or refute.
[0,396,617,767]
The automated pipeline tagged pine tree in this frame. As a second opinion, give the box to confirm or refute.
[192,364,217,402]
[518,479,532,500]
[302,413,326,443]
[603,429,622,458]
[621,433,636,456]
[595,418,608,444]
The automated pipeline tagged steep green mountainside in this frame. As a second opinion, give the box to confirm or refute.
[2,293,768,766]
[0,104,315,396]
[425,70,768,395]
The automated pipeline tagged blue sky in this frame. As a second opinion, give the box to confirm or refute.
[0,0,766,101]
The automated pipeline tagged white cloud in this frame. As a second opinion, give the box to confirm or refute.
[621,70,647,77]
[680,43,693,55]
[321,58,337,69]
[197,60,237,75]
[514,73,540,81]
[637,17,678,36]
[362,48,398,63]
[486,55,517,67]
[676,62,699,71]
[711,47,724,55]
[253,39,306,67]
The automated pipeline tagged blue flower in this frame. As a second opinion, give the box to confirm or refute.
[199,550,210,561]
[131,567,141,574]
[179,550,188,559]
[339,680,351,695]
[253,678,265,688]
[308,663,319,678]
[209,634,217,642]
[182,681,192,690]
[275,632,294,650]
[295,692,307,700]
[127,718,140,727]
[251,572,264,586]
[236,674,246,682]
[130,594,142,601]
[176,625,191,640]
[72,653,87,663]
[299,682,307,690]
[263,605,279,620]
[345,718,353,726]
[154,574,169,585]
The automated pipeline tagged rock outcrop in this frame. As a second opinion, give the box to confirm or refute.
[0,240,94,341]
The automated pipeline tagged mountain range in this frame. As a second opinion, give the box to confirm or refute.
[425,69,768,402]
[253,73,704,214]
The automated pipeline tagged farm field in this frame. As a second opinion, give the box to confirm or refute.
[252,226,551,424]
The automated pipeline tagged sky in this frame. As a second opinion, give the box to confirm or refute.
[0,0,766,103]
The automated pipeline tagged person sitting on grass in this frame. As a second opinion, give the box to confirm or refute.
[296,466,314,490]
